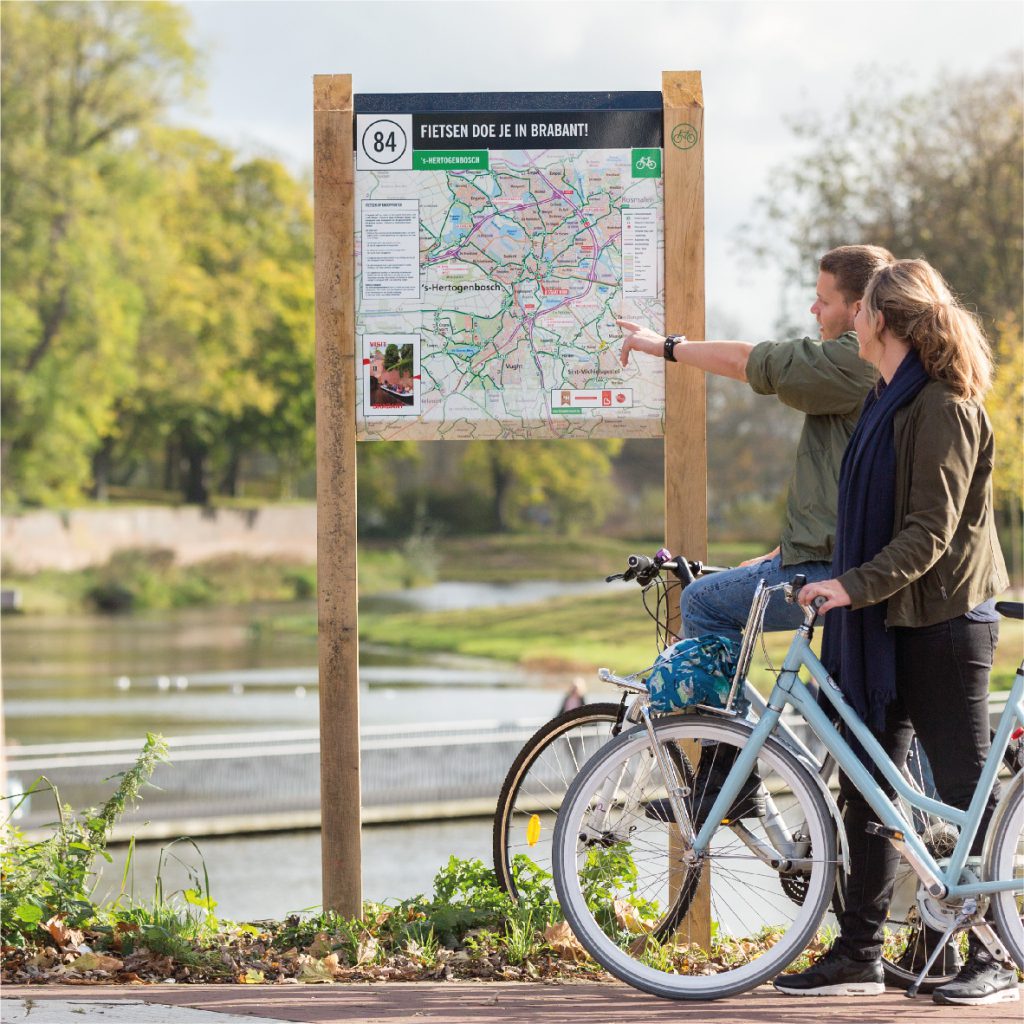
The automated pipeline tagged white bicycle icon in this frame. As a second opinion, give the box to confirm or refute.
[635,155,657,171]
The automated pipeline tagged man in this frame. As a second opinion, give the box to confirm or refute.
[617,244,895,644]
[618,244,894,828]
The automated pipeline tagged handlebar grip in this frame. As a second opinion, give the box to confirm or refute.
[627,554,654,574]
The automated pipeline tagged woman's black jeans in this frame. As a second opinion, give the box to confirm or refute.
[834,614,1000,961]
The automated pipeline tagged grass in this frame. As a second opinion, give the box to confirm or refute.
[365,589,1023,691]
[287,535,1024,691]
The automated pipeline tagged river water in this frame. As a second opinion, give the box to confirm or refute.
[2,581,619,920]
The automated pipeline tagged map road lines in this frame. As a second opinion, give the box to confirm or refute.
[356,148,665,440]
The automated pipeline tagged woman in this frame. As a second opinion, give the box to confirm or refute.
[772,260,1013,1006]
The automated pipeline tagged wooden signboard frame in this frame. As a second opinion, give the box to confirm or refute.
[313,72,706,920]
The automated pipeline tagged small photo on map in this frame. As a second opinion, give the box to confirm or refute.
[362,334,421,417]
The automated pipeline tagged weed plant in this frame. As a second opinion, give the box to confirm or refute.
[1,734,169,945]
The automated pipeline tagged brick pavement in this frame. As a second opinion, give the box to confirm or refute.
[3,982,1021,1024]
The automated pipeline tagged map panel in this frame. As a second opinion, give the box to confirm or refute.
[354,98,665,441]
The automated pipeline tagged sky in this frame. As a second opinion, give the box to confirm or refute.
[180,0,1023,337]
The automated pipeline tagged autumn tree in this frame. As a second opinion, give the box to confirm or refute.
[743,56,1022,330]
[461,439,624,534]
[741,55,1023,568]
[1,1,198,505]
[115,133,315,503]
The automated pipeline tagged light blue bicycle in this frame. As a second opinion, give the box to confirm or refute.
[551,575,1024,1001]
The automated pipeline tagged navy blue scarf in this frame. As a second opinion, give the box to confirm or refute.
[821,349,930,731]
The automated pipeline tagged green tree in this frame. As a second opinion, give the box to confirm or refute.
[115,135,315,503]
[1,1,198,506]
[743,56,1023,331]
[461,439,624,534]
[740,56,1023,571]
[356,441,422,533]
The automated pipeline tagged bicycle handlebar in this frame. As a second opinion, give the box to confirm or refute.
[606,550,731,588]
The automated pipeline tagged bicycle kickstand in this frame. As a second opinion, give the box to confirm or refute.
[905,897,988,999]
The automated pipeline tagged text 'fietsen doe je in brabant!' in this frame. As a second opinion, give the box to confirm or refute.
[418,123,590,141]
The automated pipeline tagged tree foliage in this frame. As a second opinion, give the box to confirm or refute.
[1,2,317,508]
[460,439,624,534]
[741,56,1023,546]
[1,1,198,504]
[743,56,1023,330]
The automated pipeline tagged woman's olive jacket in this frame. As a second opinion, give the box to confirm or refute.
[837,379,1009,628]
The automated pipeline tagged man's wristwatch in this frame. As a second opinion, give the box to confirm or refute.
[664,335,686,361]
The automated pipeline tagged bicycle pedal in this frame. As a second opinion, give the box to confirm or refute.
[865,822,906,841]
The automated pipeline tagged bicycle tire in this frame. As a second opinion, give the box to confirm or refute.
[493,702,625,898]
[986,769,1024,970]
[552,713,837,1001]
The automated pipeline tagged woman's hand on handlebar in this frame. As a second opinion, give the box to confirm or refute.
[798,578,851,615]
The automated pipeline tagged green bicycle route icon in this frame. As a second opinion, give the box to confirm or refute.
[635,154,658,171]
[671,123,700,150]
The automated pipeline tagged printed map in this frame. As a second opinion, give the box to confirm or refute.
[355,149,664,440]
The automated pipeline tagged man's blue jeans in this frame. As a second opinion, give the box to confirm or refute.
[681,553,832,644]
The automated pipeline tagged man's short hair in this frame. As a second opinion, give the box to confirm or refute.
[819,245,896,303]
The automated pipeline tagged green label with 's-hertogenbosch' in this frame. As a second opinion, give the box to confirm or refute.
[413,150,490,171]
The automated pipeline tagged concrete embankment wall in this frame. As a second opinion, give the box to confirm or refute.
[2,504,317,572]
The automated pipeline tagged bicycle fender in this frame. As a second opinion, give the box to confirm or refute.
[800,751,850,877]
[981,768,1023,881]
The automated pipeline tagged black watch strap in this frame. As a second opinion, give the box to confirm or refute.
[664,335,685,361]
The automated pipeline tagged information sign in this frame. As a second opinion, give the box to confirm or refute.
[354,92,666,440]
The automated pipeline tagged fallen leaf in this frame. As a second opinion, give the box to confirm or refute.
[42,915,70,946]
[304,932,332,957]
[26,951,58,970]
[543,922,588,962]
[356,937,378,965]
[613,899,654,935]
[67,952,123,973]
[296,955,335,984]
[239,968,265,984]
[124,951,174,977]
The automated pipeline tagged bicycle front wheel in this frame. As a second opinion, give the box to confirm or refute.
[552,713,838,1001]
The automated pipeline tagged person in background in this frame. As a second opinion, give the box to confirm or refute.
[558,676,587,714]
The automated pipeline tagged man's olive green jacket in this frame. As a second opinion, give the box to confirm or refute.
[837,380,1009,628]
[747,332,876,566]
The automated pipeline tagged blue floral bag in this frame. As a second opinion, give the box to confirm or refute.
[644,634,746,714]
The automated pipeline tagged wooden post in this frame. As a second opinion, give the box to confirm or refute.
[662,70,710,946]
[313,74,361,917]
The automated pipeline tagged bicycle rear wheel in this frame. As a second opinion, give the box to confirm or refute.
[493,701,696,934]
[552,713,838,1001]
[493,702,625,898]
[986,770,1024,970]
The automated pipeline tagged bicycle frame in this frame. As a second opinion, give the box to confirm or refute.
[689,585,1024,903]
